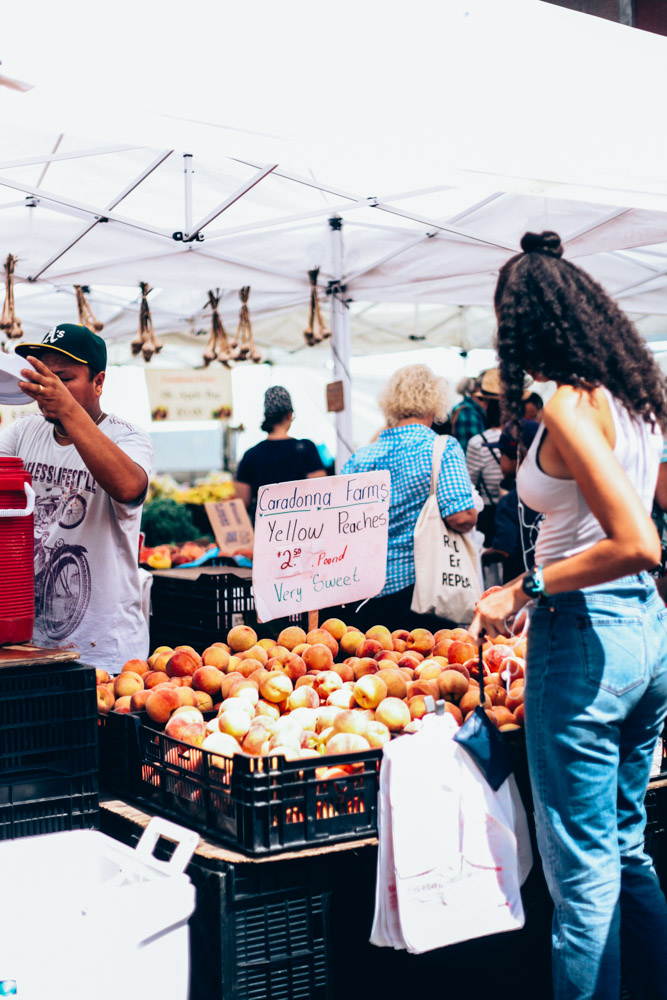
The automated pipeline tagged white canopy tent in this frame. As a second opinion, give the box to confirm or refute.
[2,0,667,465]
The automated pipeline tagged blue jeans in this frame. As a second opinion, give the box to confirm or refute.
[525,573,667,1000]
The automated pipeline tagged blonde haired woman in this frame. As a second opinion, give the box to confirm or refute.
[333,364,477,631]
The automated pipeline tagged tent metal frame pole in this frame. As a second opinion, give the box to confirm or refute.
[28,149,174,281]
[329,215,353,471]
[0,143,142,171]
[183,153,194,236]
[184,164,278,241]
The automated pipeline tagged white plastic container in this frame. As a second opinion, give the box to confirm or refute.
[0,817,199,1000]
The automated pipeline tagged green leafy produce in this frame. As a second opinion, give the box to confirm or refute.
[141,498,199,547]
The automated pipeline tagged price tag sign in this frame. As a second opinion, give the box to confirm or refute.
[205,499,254,556]
[252,471,390,622]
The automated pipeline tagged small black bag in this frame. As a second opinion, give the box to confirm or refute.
[453,639,516,791]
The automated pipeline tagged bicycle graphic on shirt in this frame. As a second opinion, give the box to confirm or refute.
[33,486,92,640]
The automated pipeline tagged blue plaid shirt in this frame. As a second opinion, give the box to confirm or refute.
[342,424,474,596]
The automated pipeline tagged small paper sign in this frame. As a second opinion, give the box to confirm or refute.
[205,499,254,556]
[252,471,390,622]
[326,380,345,413]
[146,368,232,422]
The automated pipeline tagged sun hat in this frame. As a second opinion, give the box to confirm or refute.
[15,323,107,372]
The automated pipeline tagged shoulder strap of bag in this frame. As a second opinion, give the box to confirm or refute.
[479,430,501,466]
[429,434,449,496]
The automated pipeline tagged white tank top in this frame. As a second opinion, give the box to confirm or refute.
[517,389,662,566]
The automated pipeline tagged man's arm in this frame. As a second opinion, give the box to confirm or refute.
[20,356,147,504]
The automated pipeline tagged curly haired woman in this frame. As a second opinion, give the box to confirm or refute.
[470,232,667,1000]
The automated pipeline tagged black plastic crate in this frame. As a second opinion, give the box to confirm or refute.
[97,710,143,797]
[135,727,381,855]
[189,859,331,1000]
[0,771,98,840]
[645,780,667,887]
[0,663,97,780]
[148,568,308,650]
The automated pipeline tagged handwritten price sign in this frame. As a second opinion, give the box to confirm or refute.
[252,471,390,622]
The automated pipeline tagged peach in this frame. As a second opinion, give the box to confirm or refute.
[165,710,201,740]
[276,626,307,650]
[146,686,181,723]
[365,625,394,649]
[256,637,275,651]
[147,651,172,672]
[514,703,525,725]
[192,666,223,698]
[326,733,371,754]
[406,628,435,656]
[265,645,290,664]
[485,684,507,707]
[447,640,477,665]
[437,669,470,702]
[397,652,423,671]
[166,651,199,678]
[228,680,260,704]
[444,701,463,726]
[119,658,149,677]
[238,645,268,665]
[97,686,115,713]
[194,691,214,712]
[287,686,320,711]
[302,644,334,672]
[220,671,245,699]
[314,671,343,699]
[356,638,384,659]
[391,628,410,651]
[280,652,308,682]
[492,706,518,727]
[339,630,364,656]
[332,710,369,737]
[227,625,258,652]
[96,668,111,685]
[375,697,411,732]
[459,689,492,715]
[499,657,525,684]
[353,657,379,680]
[114,671,144,698]
[113,695,132,713]
[129,689,152,712]
[259,671,293,703]
[444,661,470,682]
[173,645,203,667]
[202,645,230,670]
[408,695,431,720]
[292,643,309,656]
[398,667,414,681]
[307,628,339,657]
[366,720,392,748]
[377,669,408,700]
[218,709,252,740]
[227,655,242,673]
[202,731,240,762]
[316,706,343,732]
[433,639,453,658]
[295,674,317,689]
[177,686,198,707]
[320,618,347,641]
[407,678,439,700]
[450,627,473,641]
[506,689,524,714]
[179,722,207,747]
[353,675,388,710]
[434,628,455,643]
[415,660,443,681]
[219,697,255,720]
[242,726,272,755]
[330,662,355,683]
[513,638,528,659]
[374,650,401,664]
[327,688,356,710]
[483,644,515,671]
[236,657,265,678]
[255,699,281,721]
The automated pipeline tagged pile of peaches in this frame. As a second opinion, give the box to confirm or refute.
[97,618,526,765]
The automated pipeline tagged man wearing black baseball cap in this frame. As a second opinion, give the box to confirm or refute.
[0,324,153,672]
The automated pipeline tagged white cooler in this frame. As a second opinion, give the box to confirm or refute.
[0,817,199,1000]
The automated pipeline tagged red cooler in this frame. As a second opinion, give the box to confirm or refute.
[0,457,35,644]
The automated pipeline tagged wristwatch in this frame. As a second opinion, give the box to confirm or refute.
[522,564,549,599]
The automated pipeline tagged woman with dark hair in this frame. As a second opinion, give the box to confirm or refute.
[235,386,326,520]
[470,232,667,1000]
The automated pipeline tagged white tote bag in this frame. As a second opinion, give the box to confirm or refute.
[411,435,483,624]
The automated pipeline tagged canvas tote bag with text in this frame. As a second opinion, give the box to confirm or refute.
[411,435,482,623]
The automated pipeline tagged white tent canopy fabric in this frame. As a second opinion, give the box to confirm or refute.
[2,0,667,462]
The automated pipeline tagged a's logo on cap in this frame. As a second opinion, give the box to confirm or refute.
[43,327,65,344]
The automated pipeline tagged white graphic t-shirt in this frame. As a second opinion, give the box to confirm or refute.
[0,413,154,671]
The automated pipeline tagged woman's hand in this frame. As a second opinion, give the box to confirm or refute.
[468,578,529,642]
